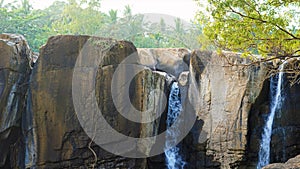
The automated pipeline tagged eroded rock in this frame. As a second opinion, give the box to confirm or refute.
[137,48,190,78]
[185,50,268,168]
[0,33,34,168]
[30,35,169,168]
[178,71,189,86]
[263,155,300,169]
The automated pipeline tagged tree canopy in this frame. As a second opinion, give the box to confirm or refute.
[196,0,300,63]
[0,0,202,52]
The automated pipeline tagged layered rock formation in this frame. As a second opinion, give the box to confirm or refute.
[0,34,35,168]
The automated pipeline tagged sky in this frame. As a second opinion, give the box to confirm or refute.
[25,0,200,21]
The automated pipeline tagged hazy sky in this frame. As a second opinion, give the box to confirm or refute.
[26,0,199,21]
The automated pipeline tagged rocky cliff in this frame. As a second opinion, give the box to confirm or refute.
[185,50,268,168]
[247,61,300,168]
[0,34,300,169]
[29,35,172,168]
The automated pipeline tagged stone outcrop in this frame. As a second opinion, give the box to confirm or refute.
[137,48,190,78]
[29,35,169,168]
[263,155,300,169]
[0,34,35,168]
[185,50,268,168]
[185,52,300,168]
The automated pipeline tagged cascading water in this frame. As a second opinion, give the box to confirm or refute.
[24,86,36,168]
[165,82,186,169]
[257,63,285,169]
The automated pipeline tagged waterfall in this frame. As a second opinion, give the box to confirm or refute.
[257,64,285,169]
[165,82,186,169]
[23,86,36,168]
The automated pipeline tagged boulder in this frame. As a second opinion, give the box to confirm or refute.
[137,48,190,78]
[30,35,169,168]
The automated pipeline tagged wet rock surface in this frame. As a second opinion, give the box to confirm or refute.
[0,33,34,168]
[247,62,300,167]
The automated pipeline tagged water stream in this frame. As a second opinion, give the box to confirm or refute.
[165,82,186,169]
[257,64,285,169]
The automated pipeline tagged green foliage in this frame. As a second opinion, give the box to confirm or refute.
[0,0,48,51]
[196,0,300,60]
[52,0,105,35]
[1,0,203,51]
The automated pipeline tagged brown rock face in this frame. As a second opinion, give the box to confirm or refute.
[185,50,268,168]
[137,48,190,78]
[263,154,300,169]
[0,34,34,168]
[185,51,300,168]
[30,35,168,168]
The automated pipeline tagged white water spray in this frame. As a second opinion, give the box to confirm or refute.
[165,82,186,169]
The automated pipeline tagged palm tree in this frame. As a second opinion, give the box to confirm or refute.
[21,0,31,14]
[102,9,119,38]
[123,5,132,19]
[108,9,118,24]
[119,5,145,41]
[174,18,185,35]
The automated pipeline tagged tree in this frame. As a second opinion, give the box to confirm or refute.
[196,0,300,63]
[0,0,202,51]
[100,9,120,38]
[30,1,67,50]
[0,0,50,51]
[107,9,118,24]
[21,0,31,14]
[159,18,166,32]
[52,0,104,35]
[118,5,145,42]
